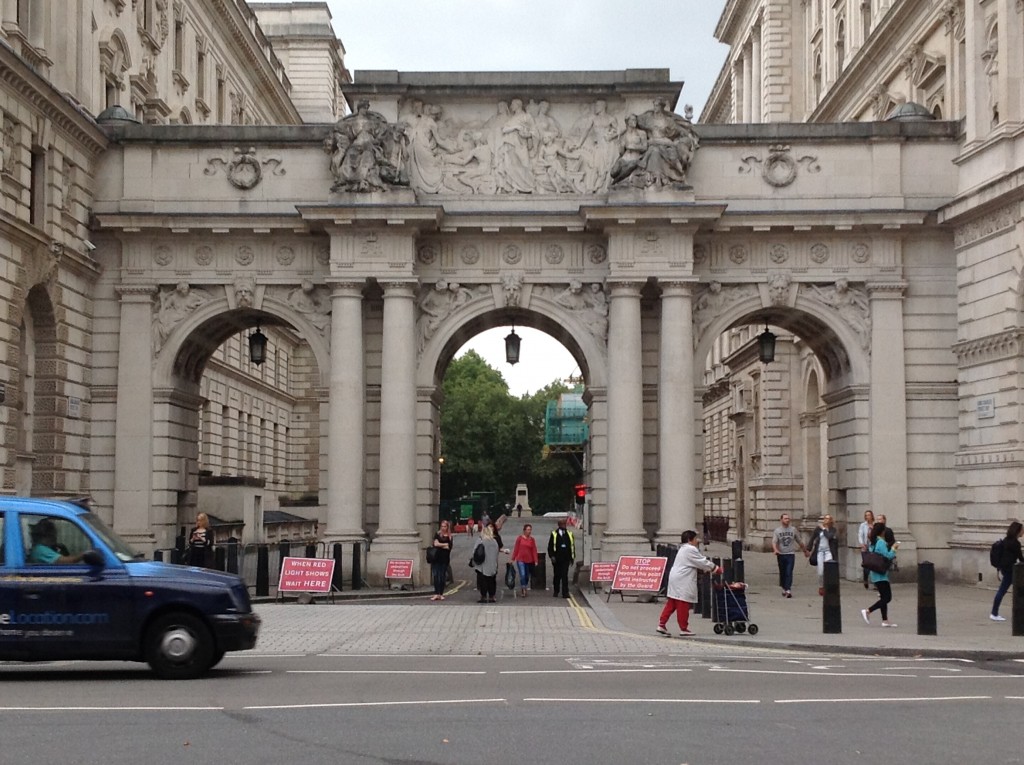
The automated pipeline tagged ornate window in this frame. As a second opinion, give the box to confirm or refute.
[99,30,132,108]
[836,17,846,71]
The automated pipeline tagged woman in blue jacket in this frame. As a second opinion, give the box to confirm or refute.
[861,521,900,627]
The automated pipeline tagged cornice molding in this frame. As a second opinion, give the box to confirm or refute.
[952,328,1024,368]
[0,43,108,156]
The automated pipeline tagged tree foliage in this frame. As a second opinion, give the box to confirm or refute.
[440,352,581,513]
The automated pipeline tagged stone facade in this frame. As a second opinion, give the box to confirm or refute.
[2,0,1021,586]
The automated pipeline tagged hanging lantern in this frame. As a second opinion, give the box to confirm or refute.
[249,326,268,366]
[504,327,521,365]
[758,325,776,364]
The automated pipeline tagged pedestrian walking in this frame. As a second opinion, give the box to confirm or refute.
[657,530,722,637]
[548,519,575,598]
[429,520,453,601]
[877,513,899,574]
[512,523,539,596]
[515,503,523,518]
[474,524,500,603]
[990,520,1024,621]
[807,514,839,596]
[858,510,875,589]
[186,512,214,568]
[861,521,900,627]
[772,513,806,597]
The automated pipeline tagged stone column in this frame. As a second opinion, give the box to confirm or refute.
[112,286,156,548]
[868,283,914,554]
[372,281,420,571]
[656,282,696,544]
[326,282,366,540]
[603,281,648,557]
[751,25,762,123]
[742,44,753,122]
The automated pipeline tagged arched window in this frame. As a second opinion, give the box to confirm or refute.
[99,31,132,109]
[813,52,823,103]
[836,18,846,71]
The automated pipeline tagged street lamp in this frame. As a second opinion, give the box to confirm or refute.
[248,326,268,365]
[757,325,776,364]
[504,326,521,365]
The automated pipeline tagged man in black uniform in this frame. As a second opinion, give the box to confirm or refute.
[548,519,575,598]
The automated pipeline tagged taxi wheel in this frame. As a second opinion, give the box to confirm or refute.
[145,612,215,680]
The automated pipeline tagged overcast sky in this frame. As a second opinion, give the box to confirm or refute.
[324,1,730,395]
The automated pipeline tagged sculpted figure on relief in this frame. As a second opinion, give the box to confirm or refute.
[416,280,479,354]
[612,99,699,189]
[809,278,871,349]
[404,101,457,194]
[152,282,210,352]
[493,98,538,193]
[567,99,621,193]
[326,99,406,192]
[286,280,330,336]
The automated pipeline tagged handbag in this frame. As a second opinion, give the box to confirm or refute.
[808,549,818,566]
[862,550,891,574]
[505,562,516,589]
[426,546,437,565]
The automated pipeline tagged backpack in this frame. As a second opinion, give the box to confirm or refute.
[990,538,1005,569]
[472,542,486,565]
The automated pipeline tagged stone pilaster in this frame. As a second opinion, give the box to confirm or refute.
[325,281,366,541]
[656,282,697,544]
[868,281,915,559]
[602,280,649,557]
[113,285,157,548]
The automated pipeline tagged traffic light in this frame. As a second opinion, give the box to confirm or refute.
[574,484,587,507]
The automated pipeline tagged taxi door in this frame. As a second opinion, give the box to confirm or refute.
[15,513,135,659]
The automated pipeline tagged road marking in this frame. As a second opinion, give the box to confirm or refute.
[524,697,759,704]
[0,706,224,712]
[709,668,915,678]
[775,696,990,704]
[567,595,594,629]
[225,653,306,659]
[928,675,1024,679]
[286,670,487,675]
[318,654,484,658]
[244,698,505,710]
[500,668,692,675]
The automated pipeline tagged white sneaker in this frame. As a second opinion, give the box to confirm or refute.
[990,614,1006,622]
[860,609,871,625]
[656,626,670,636]
[881,622,898,628]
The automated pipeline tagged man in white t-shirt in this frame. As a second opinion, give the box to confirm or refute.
[772,513,806,598]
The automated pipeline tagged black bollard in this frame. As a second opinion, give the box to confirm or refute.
[732,558,745,584]
[1012,563,1024,637]
[822,561,842,633]
[214,546,226,571]
[305,543,317,558]
[278,541,291,577]
[535,552,547,590]
[226,539,239,575]
[917,561,937,636]
[255,545,269,597]
[660,545,677,594]
[731,539,743,562]
[154,549,164,562]
[332,543,344,592]
[700,569,712,618]
[710,558,722,622]
[351,542,362,590]
[170,547,182,565]
[723,559,734,584]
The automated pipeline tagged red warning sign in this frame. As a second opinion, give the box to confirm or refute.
[610,556,667,592]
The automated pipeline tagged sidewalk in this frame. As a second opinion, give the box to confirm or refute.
[580,542,1024,659]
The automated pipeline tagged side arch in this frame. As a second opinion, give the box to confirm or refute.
[693,290,870,389]
[152,297,332,388]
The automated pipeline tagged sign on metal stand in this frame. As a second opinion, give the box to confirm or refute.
[278,556,337,603]
[606,556,668,602]
[385,558,415,590]
[589,562,617,593]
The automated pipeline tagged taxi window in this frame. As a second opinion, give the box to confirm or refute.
[0,512,5,565]
[21,514,91,566]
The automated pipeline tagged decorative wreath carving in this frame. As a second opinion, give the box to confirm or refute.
[739,144,821,188]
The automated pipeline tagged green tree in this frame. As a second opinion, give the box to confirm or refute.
[439,352,582,513]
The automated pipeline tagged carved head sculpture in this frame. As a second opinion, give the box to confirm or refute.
[497,101,509,116]
[539,100,551,115]
[625,114,638,128]
[593,99,607,114]
[835,277,849,294]
[175,281,190,296]
[653,97,670,112]
[234,277,255,309]
[509,99,525,114]
[355,99,370,115]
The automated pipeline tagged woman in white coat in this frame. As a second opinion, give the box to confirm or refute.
[657,530,722,637]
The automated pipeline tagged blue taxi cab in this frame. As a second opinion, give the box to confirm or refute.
[0,497,260,679]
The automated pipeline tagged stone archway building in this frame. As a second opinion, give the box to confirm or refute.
[89,69,961,580]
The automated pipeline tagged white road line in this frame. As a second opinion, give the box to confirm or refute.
[775,696,990,704]
[317,653,486,658]
[928,675,1024,679]
[709,668,916,678]
[499,669,692,675]
[523,697,759,704]
[244,698,505,710]
[0,706,224,712]
[286,670,487,675]
[225,653,306,658]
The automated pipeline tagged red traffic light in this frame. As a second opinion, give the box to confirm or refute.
[574,484,587,504]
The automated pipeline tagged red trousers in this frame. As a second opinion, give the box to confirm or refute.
[659,597,691,631]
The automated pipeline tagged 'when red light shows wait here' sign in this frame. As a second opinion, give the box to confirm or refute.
[278,557,335,593]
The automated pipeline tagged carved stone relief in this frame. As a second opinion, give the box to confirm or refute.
[326,96,699,195]
[265,282,330,338]
[500,271,524,307]
[739,144,821,187]
[692,281,759,348]
[415,280,488,354]
[767,273,793,306]
[152,282,211,352]
[808,278,871,350]
[204,147,284,190]
[533,280,608,342]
